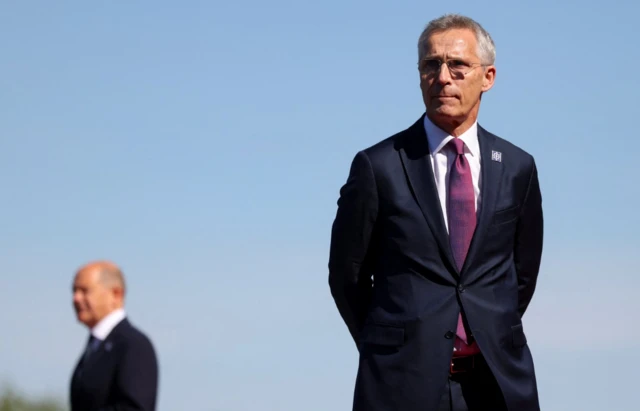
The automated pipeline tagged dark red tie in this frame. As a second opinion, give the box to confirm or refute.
[447,139,479,354]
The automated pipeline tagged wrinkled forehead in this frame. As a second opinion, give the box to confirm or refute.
[424,29,479,59]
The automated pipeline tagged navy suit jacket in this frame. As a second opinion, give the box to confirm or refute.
[70,318,159,411]
[328,115,544,411]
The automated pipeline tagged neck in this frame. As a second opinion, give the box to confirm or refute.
[427,105,480,137]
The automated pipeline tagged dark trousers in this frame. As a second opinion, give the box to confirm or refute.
[437,356,507,411]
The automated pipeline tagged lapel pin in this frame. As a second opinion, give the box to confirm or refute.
[105,342,113,352]
[491,150,502,162]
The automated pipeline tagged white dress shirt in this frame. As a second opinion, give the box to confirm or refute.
[423,115,482,233]
[91,308,126,340]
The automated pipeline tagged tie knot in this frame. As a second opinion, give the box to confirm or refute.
[87,335,101,351]
[448,138,465,155]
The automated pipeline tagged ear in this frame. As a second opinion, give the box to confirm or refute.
[481,65,496,92]
[112,286,125,302]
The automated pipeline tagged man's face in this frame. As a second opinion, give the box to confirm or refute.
[72,269,119,328]
[419,28,495,131]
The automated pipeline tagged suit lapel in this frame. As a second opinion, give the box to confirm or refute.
[460,126,503,279]
[73,319,128,380]
[399,116,458,278]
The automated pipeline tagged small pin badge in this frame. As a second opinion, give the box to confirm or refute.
[105,342,113,352]
[491,150,502,162]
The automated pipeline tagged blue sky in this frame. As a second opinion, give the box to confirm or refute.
[1,1,639,410]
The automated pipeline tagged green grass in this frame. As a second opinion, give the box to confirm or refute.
[0,387,66,411]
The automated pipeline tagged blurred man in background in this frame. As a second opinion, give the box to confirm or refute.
[70,260,159,411]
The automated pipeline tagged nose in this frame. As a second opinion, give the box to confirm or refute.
[73,290,83,305]
[436,62,453,84]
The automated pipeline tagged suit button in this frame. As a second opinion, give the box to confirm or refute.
[457,284,465,293]
[444,331,454,339]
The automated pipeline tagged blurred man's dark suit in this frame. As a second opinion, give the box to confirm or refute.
[70,316,158,411]
[329,114,543,411]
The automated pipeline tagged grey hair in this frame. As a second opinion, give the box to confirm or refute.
[417,14,496,65]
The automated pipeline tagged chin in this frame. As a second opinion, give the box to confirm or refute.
[430,108,459,122]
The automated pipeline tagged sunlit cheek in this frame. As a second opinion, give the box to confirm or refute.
[81,295,96,312]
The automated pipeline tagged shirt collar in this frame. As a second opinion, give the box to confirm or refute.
[423,114,480,157]
[91,308,126,340]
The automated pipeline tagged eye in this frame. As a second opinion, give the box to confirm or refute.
[449,60,470,70]
[421,59,441,72]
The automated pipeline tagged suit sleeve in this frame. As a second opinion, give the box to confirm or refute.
[328,151,378,347]
[515,158,544,317]
[100,337,159,411]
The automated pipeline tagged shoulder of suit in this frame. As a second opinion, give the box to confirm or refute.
[355,119,537,167]
[481,127,535,163]
[110,320,156,349]
[361,133,400,155]
[359,123,417,161]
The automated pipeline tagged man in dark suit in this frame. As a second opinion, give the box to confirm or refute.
[70,261,159,411]
[328,14,543,411]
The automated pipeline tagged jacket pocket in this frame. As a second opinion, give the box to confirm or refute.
[511,323,527,348]
[360,323,405,347]
[492,204,521,226]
